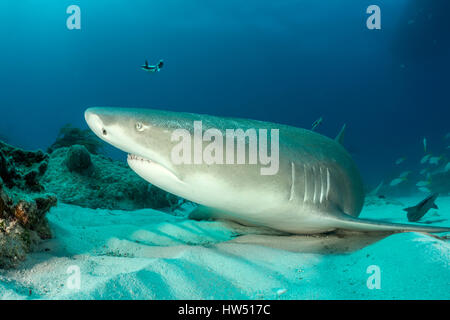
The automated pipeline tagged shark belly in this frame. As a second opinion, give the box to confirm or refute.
[187,160,352,234]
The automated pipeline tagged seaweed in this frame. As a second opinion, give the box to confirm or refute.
[47,124,104,155]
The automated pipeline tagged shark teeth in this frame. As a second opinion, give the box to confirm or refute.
[127,154,153,163]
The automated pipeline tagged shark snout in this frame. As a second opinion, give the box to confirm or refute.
[84,107,151,158]
[85,108,108,138]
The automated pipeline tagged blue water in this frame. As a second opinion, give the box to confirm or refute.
[0,0,449,187]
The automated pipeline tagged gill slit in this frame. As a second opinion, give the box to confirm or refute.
[289,161,295,201]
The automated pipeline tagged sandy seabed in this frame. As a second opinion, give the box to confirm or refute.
[0,196,449,300]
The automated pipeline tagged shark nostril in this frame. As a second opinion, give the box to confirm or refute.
[102,128,107,136]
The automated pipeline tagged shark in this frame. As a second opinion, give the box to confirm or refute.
[84,107,450,235]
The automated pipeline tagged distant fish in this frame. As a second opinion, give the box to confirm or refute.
[407,19,415,25]
[390,177,406,187]
[445,162,450,172]
[311,117,323,131]
[423,137,427,153]
[418,187,431,193]
[403,193,439,222]
[368,181,384,196]
[429,156,441,165]
[399,171,411,178]
[445,133,450,139]
[416,180,430,187]
[276,288,287,296]
[419,168,429,175]
[395,157,406,165]
[420,154,431,164]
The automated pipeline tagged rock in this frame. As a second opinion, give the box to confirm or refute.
[42,147,178,211]
[64,145,93,175]
[0,141,57,268]
[47,124,104,155]
[0,142,49,192]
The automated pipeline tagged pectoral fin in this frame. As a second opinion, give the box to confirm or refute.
[188,205,215,220]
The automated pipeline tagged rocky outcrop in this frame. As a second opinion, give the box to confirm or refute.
[42,146,179,211]
[0,143,48,192]
[47,124,104,155]
[0,141,57,268]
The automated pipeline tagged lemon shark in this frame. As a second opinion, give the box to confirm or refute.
[85,107,450,234]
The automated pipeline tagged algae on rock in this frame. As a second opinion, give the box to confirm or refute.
[0,141,57,268]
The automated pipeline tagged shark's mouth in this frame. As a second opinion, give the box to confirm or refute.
[127,154,154,164]
[127,154,184,184]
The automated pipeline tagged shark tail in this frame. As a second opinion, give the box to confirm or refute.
[331,211,450,233]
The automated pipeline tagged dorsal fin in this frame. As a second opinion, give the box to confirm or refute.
[335,124,346,145]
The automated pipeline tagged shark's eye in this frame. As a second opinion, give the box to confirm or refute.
[135,122,144,132]
[102,128,107,136]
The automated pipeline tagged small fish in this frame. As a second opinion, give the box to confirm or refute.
[445,162,450,172]
[368,181,384,196]
[399,171,411,178]
[419,168,429,175]
[416,180,430,187]
[390,177,406,187]
[395,157,406,165]
[418,187,431,193]
[445,133,450,139]
[403,193,439,222]
[429,156,441,165]
[420,154,431,164]
[276,288,287,296]
[423,137,427,153]
[311,117,322,131]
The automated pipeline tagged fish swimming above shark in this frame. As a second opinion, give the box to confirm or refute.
[84,107,450,234]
